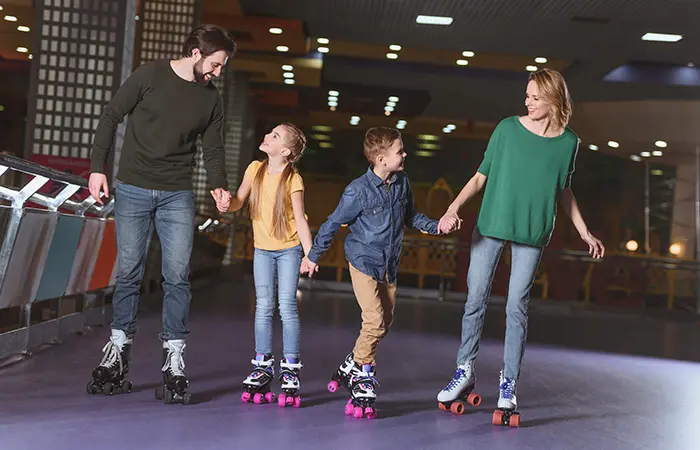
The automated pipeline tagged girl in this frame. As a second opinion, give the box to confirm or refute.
[212,122,311,408]
[435,69,605,426]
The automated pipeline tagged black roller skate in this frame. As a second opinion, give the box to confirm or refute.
[327,353,362,394]
[278,358,303,408]
[155,339,191,405]
[346,363,378,419]
[241,354,275,404]
[87,329,133,395]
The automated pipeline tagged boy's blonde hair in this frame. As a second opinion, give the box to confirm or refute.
[363,127,401,164]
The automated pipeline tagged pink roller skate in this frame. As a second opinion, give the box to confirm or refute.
[241,355,276,405]
[277,358,303,408]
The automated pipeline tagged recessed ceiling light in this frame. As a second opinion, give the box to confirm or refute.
[328,101,338,107]
[388,96,399,102]
[0,105,5,112]
[389,45,402,51]
[535,57,547,64]
[416,15,453,25]
[397,120,407,125]
[416,150,435,157]
[396,123,406,130]
[351,115,360,121]
[269,27,283,34]
[312,125,333,132]
[4,15,18,22]
[386,53,399,60]
[640,151,651,157]
[385,106,395,112]
[419,143,440,150]
[446,124,456,129]
[418,134,439,141]
[588,144,599,151]
[16,47,28,53]
[651,169,664,176]
[318,47,329,53]
[276,46,289,52]
[328,96,338,101]
[526,65,538,72]
[630,155,642,162]
[329,106,336,111]
[642,32,683,42]
[329,90,339,96]
[384,111,391,116]
[456,59,468,66]
[28,54,32,59]
[319,142,333,149]
[462,51,475,57]
[281,65,293,71]
[655,140,667,148]
[607,141,619,148]
[284,79,295,85]
[0,7,3,11]
[442,127,453,133]
[311,134,331,141]
[652,150,663,156]
[317,37,330,45]
[17,25,30,32]
[283,72,294,78]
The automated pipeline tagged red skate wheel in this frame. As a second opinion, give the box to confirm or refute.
[253,393,264,404]
[492,410,504,426]
[353,406,364,418]
[293,396,301,408]
[467,393,482,407]
[265,392,275,403]
[327,380,339,393]
[450,401,465,415]
[509,413,520,428]
[438,402,448,412]
[278,393,287,407]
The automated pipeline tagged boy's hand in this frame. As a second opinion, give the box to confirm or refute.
[210,188,231,213]
[438,211,462,234]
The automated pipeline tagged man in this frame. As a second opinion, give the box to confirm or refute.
[86,24,235,403]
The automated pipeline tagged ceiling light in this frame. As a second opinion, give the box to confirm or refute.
[655,140,667,148]
[630,155,642,162]
[311,134,330,141]
[28,54,32,59]
[312,125,333,132]
[418,134,439,141]
[17,26,30,32]
[396,123,406,130]
[0,105,5,112]
[276,46,289,52]
[607,141,619,148]
[526,65,538,72]
[388,96,399,102]
[588,144,599,151]
[0,7,3,11]
[416,150,435,157]
[329,90,339,96]
[328,101,338,107]
[416,15,453,25]
[351,116,360,121]
[284,79,295,85]
[330,106,336,111]
[642,32,683,42]
[283,72,294,78]
[4,15,18,22]
[384,106,395,112]
[384,111,391,116]
[446,124,456,130]
[318,47,329,53]
[328,96,338,102]
[386,101,396,107]
[651,169,663,176]
[462,51,475,57]
[535,57,548,64]
[319,142,333,148]
[419,143,440,150]
[317,37,330,45]
[652,150,663,156]
[269,27,283,34]
[281,65,294,71]
[386,53,399,60]
[16,47,28,53]
[389,45,402,51]
[456,59,468,66]
[442,127,453,133]
[640,151,651,157]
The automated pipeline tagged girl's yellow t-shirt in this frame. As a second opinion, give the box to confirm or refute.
[245,160,304,251]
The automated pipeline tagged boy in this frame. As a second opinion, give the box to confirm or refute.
[301,127,459,417]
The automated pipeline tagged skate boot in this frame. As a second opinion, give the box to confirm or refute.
[327,352,362,393]
[346,363,379,419]
[277,358,303,408]
[437,360,482,415]
[155,339,191,405]
[87,329,133,395]
[492,371,520,427]
[241,354,276,404]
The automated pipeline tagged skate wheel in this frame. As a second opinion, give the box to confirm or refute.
[103,382,115,396]
[450,401,465,415]
[467,392,481,407]
[286,395,294,406]
[509,412,520,427]
[155,386,164,400]
[253,393,264,404]
[164,389,174,404]
[438,402,447,412]
[123,381,133,394]
[492,410,504,426]
[278,393,287,407]
[265,391,275,404]
[344,400,355,416]
[86,381,98,395]
[365,407,376,419]
[353,406,364,418]
[241,391,252,403]
[327,380,339,393]
[182,392,192,405]
[293,396,301,408]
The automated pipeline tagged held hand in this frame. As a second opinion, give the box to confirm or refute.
[581,231,605,259]
[210,188,231,213]
[88,173,109,205]
[438,211,462,234]
[300,256,318,278]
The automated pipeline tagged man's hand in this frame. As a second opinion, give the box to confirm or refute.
[438,210,462,234]
[210,188,231,213]
[88,173,109,205]
[300,256,319,277]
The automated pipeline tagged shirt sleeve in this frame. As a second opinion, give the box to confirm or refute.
[565,138,580,189]
[477,120,504,177]
[290,172,304,193]
[245,161,260,180]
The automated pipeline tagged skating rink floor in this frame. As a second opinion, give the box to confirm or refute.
[2,273,700,450]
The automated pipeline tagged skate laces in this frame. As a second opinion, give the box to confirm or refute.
[162,345,186,377]
[444,367,467,392]
[499,378,516,399]
[99,341,122,372]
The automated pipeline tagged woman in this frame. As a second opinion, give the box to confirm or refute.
[436,68,605,425]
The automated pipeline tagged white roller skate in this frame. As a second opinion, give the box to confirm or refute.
[492,371,520,427]
[241,355,275,405]
[437,360,481,415]
[278,358,303,408]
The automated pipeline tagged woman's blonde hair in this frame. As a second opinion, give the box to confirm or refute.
[528,68,573,133]
[248,122,307,240]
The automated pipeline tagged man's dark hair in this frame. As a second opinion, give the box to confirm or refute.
[182,24,236,58]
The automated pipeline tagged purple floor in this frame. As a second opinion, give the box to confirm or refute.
[2,276,700,449]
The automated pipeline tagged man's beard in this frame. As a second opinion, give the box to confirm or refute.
[193,59,209,84]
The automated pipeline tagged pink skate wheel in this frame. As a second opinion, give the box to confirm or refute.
[365,407,376,419]
[253,393,264,404]
[241,392,252,403]
[353,406,364,418]
[278,393,287,407]
[286,395,294,406]
[327,380,339,393]
[265,391,275,404]
[344,401,355,416]
[293,396,301,408]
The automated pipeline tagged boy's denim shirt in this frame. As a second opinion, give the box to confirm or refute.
[308,167,439,284]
